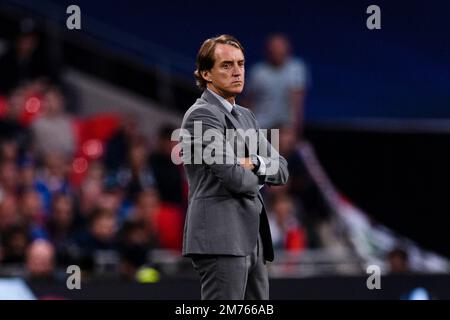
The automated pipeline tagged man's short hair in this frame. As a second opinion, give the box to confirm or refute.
[194,34,244,89]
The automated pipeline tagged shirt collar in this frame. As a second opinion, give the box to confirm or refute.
[207,88,234,113]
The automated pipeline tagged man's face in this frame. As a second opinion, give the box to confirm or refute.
[203,43,245,97]
[267,36,290,66]
[92,215,116,242]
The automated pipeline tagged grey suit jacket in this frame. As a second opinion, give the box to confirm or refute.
[180,89,289,261]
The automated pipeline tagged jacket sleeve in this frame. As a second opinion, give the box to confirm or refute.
[181,107,261,197]
[247,109,289,186]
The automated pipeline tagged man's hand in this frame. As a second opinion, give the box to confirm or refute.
[238,157,255,171]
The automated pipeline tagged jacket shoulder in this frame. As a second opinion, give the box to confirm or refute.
[182,99,223,127]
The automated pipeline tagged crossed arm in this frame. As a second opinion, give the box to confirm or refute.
[247,108,289,187]
[181,108,289,197]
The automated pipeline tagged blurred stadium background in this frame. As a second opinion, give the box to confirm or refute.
[0,0,449,299]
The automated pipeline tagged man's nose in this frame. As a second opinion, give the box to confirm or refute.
[232,64,242,76]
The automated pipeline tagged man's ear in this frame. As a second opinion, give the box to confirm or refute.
[201,70,212,83]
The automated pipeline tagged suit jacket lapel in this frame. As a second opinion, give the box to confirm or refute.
[201,90,242,130]
[201,90,253,157]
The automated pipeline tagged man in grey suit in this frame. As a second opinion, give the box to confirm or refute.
[179,35,289,300]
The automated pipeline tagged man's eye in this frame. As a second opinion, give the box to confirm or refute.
[223,64,230,69]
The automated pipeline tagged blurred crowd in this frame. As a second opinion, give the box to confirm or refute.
[0,20,367,282]
[0,20,188,280]
[0,77,188,280]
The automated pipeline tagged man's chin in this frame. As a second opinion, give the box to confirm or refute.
[229,86,244,94]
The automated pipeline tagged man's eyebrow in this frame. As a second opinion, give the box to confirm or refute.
[219,59,245,64]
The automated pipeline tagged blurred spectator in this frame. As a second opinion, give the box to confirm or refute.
[104,114,141,172]
[118,220,155,281]
[79,161,106,219]
[0,160,19,194]
[20,189,46,224]
[0,192,19,234]
[25,239,56,279]
[0,92,32,159]
[0,224,30,264]
[129,188,183,251]
[387,247,410,274]
[246,33,309,134]
[36,152,72,196]
[0,19,60,95]
[97,189,124,214]
[18,159,37,191]
[75,209,119,273]
[0,139,19,162]
[73,209,118,271]
[47,193,78,265]
[48,193,75,238]
[31,86,76,159]
[75,208,118,250]
[113,136,156,202]
[268,194,307,252]
[149,124,187,207]
[18,158,59,217]
[19,190,48,241]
